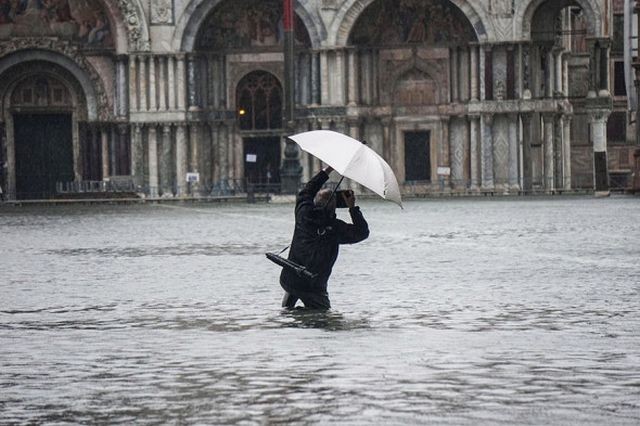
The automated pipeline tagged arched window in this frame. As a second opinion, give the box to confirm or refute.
[237,71,282,131]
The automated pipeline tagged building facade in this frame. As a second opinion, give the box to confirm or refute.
[0,0,633,200]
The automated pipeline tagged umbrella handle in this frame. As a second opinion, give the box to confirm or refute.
[327,176,345,207]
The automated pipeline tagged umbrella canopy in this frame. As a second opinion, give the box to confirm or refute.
[289,130,402,207]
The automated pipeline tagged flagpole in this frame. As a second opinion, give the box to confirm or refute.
[280,0,302,193]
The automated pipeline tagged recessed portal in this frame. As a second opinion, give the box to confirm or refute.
[14,113,73,199]
[404,130,431,182]
[243,137,281,188]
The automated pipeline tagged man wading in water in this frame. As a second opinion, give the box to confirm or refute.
[280,166,370,309]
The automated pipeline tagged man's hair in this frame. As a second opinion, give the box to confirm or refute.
[314,188,336,211]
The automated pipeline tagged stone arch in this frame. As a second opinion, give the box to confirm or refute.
[229,65,284,111]
[0,49,101,121]
[386,60,447,106]
[515,0,602,40]
[332,0,490,47]
[113,0,151,52]
[173,0,324,52]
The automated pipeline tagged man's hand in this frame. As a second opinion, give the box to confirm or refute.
[323,165,334,174]
[342,189,356,208]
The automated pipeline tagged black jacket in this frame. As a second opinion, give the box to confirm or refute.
[280,170,369,293]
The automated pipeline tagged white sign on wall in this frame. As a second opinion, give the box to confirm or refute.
[186,172,200,183]
[437,166,451,176]
[246,154,257,163]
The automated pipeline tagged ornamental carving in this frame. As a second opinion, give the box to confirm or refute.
[151,0,173,25]
[0,38,110,120]
[115,0,149,51]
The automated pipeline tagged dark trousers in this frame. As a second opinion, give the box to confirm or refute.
[281,290,331,310]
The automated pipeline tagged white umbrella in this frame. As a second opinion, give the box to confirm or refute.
[289,130,402,207]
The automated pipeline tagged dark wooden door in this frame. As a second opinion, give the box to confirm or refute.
[243,137,281,187]
[14,113,73,199]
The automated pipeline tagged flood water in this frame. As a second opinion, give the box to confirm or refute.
[1,197,639,425]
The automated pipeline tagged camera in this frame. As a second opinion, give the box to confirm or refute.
[335,190,353,208]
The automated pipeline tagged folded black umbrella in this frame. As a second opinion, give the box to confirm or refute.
[265,252,318,281]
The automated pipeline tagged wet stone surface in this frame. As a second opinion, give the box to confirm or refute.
[1,197,639,424]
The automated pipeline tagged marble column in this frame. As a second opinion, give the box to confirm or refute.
[546,49,555,97]
[521,113,533,191]
[555,49,563,96]
[589,111,610,192]
[320,50,330,104]
[451,48,459,102]
[101,128,109,179]
[599,39,610,95]
[168,56,176,110]
[139,56,148,111]
[158,57,167,111]
[555,116,564,189]
[149,56,157,111]
[543,113,555,191]
[479,45,486,101]
[311,51,320,105]
[129,55,138,111]
[335,49,346,105]
[175,125,187,196]
[480,114,494,189]
[177,55,186,111]
[450,117,465,189]
[189,124,201,193]
[347,49,358,106]
[470,45,479,101]
[562,115,572,190]
[508,114,519,190]
[148,126,158,197]
[440,117,451,188]
[131,124,143,186]
[116,56,128,116]
[219,124,229,183]
[469,114,480,189]
[187,56,198,110]
[160,125,172,196]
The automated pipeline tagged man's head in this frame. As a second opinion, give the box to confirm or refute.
[314,188,336,213]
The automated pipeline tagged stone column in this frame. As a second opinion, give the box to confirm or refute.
[470,45,479,101]
[219,123,229,183]
[521,113,533,191]
[167,56,176,110]
[72,115,81,181]
[188,124,200,194]
[187,55,198,110]
[479,45,486,101]
[160,125,172,196]
[562,115,572,190]
[555,48,563,96]
[158,56,167,111]
[543,113,555,191]
[546,48,555,97]
[149,56,157,111]
[101,127,109,179]
[554,116,564,190]
[335,49,346,105]
[589,111,610,193]
[320,50,330,104]
[347,49,358,106]
[176,54,187,111]
[508,113,519,190]
[311,51,320,105]
[129,55,138,111]
[599,39,611,96]
[148,125,159,197]
[175,125,187,196]
[440,117,451,189]
[139,56,148,111]
[480,113,494,189]
[469,114,480,189]
[116,56,128,116]
[450,117,465,189]
[451,48,458,102]
[131,124,143,186]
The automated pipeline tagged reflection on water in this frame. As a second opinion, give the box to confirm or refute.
[0,198,639,424]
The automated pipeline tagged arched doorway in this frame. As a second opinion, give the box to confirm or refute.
[5,73,87,200]
[348,0,477,186]
[236,70,283,188]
